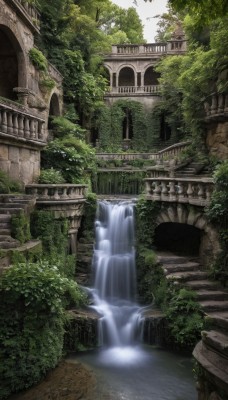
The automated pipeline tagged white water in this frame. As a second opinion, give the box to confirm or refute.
[90,201,143,358]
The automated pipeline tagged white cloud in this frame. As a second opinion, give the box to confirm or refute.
[112,0,168,42]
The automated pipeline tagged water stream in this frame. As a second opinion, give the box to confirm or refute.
[78,200,197,399]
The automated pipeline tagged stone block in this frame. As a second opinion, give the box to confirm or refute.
[0,144,9,160]
[9,146,19,163]
[9,162,20,181]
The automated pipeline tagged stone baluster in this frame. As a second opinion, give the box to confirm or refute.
[145,181,151,195]
[2,110,7,133]
[30,119,36,139]
[24,117,30,138]
[211,95,218,115]
[169,181,177,201]
[62,187,68,199]
[187,182,193,202]
[53,188,60,200]
[218,93,224,113]
[153,181,161,200]
[43,187,49,198]
[224,94,228,113]
[161,181,169,199]
[12,114,19,136]
[198,183,204,201]
[7,112,13,134]
[205,185,212,204]
[177,182,185,202]
[18,115,24,137]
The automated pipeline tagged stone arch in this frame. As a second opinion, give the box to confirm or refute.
[0,24,27,99]
[48,92,61,130]
[118,66,135,87]
[144,65,160,86]
[154,204,221,265]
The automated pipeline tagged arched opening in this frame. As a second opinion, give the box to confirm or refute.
[118,67,135,87]
[144,66,160,86]
[160,113,171,141]
[122,107,133,142]
[154,223,201,256]
[48,93,60,130]
[0,27,19,100]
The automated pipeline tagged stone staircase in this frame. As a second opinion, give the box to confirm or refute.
[0,194,36,250]
[174,161,211,178]
[157,252,228,399]
[157,253,228,316]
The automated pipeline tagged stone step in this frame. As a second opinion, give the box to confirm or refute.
[199,300,228,312]
[206,312,228,321]
[162,262,200,274]
[201,330,228,355]
[0,228,11,235]
[196,290,228,301]
[0,208,23,215]
[157,255,199,264]
[0,240,20,249]
[0,215,11,222]
[0,235,17,241]
[185,280,220,290]
[166,270,208,282]
[205,314,228,332]
[0,203,28,209]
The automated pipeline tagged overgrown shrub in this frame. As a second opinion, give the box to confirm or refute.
[39,168,65,184]
[50,116,86,139]
[0,261,84,399]
[0,170,21,194]
[11,211,31,244]
[29,48,48,72]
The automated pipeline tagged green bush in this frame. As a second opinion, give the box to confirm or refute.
[39,168,65,184]
[29,48,48,72]
[0,261,84,399]
[50,116,86,139]
[0,170,21,194]
[11,211,31,244]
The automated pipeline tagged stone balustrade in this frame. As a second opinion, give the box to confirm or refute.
[110,85,160,94]
[10,0,40,30]
[204,92,228,120]
[0,100,45,145]
[96,152,159,161]
[158,141,190,160]
[25,184,87,203]
[111,42,186,56]
[145,177,214,207]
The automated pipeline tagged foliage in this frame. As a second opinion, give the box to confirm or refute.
[206,161,228,283]
[38,168,65,184]
[29,47,48,72]
[50,116,86,139]
[165,287,204,348]
[11,211,31,244]
[94,170,145,195]
[0,261,84,399]
[41,134,96,184]
[0,170,21,194]
[78,192,97,242]
[136,197,161,248]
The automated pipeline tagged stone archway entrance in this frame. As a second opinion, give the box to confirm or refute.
[0,27,19,100]
[48,93,61,130]
[154,222,201,256]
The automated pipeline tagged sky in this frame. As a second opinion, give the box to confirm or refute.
[112,0,168,42]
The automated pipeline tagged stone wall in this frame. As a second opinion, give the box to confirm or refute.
[206,122,228,161]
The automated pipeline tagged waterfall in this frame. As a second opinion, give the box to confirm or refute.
[91,200,143,350]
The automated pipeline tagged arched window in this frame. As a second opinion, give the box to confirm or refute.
[122,108,133,141]
[48,93,60,130]
[0,28,19,100]
[144,66,160,86]
[118,67,135,87]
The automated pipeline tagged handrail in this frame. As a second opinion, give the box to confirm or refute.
[25,184,87,202]
[0,100,45,144]
[145,177,214,207]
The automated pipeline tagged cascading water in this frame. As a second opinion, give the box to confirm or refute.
[90,200,143,361]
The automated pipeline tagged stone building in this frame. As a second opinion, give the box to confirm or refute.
[0,0,63,186]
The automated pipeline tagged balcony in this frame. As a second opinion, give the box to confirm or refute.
[8,0,40,33]
[0,98,46,147]
[145,177,214,207]
[204,92,228,121]
[105,85,160,97]
[25,184,87,204]
[110,41,186,57]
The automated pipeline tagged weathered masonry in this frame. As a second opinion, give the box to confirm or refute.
[0,0,63,186]
[103,26,187,110]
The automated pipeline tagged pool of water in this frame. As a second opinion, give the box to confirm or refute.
[68,345,197,400]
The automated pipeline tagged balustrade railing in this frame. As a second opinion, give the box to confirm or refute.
[107,85,160,95]
[26,184,87,202]
[143,43,167,53]
[145,177,214,207]
[12,0,40,28]
[204,93,228,119]
[96,153,159,161]
[158,141,190,160]
[0,101,45,143]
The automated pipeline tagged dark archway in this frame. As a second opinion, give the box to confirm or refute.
[0,28,19,100]
[154,223,201,256]
[48,93,61,130]
[122,108,133,141]
[119,67,135,86]
[144,66,160,86]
